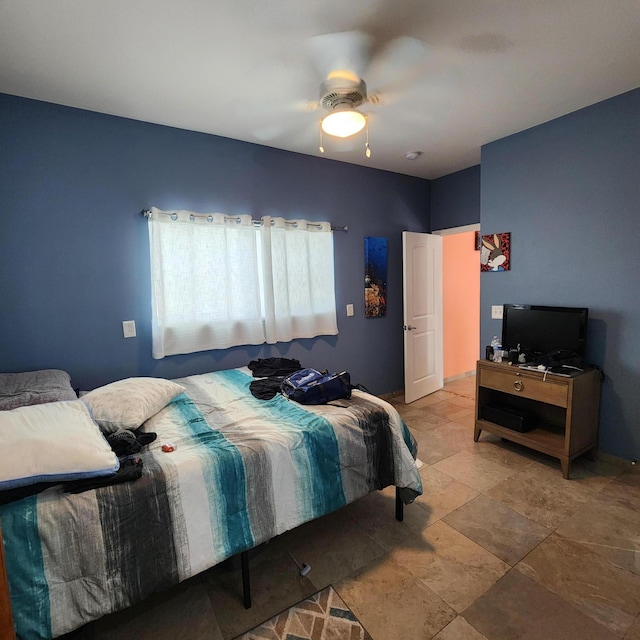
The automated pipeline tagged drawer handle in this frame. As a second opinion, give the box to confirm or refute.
[513,380,523,392]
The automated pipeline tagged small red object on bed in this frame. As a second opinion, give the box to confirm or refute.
[161,443,176,453]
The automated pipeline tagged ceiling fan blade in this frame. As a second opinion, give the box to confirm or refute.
[307,30,373,80]
[238,62,318,144]
[250,108,317,143]
[251,122,291,143]
[366,35,432,94]
[371,65,458,106]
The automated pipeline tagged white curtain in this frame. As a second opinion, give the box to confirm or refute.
[148,208,338,358]
[261,216,338,344]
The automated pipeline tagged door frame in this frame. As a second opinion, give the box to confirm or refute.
[432,223,481,381]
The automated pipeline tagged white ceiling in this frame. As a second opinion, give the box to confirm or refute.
[1,1,639,180]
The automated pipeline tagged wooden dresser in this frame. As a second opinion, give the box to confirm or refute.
[474,360,601,478]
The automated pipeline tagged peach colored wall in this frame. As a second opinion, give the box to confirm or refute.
[443,231,480,379]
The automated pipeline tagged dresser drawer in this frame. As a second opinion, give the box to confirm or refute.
[479,367,568,407]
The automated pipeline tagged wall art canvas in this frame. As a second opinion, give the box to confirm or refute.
[365,237,387,317]
[480,232,510,271]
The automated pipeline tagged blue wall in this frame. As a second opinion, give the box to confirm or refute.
[430,165,481,231]
[4,88,638,460]
[0,94,430,393]
[480,88,640,460]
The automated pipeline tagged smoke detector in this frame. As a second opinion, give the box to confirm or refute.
[405,151,422,160]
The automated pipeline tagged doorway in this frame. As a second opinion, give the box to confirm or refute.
[434,224,480,381]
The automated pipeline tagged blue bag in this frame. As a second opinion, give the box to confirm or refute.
[280,368,352,405]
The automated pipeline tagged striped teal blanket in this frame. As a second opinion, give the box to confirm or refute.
[0,368,422,639]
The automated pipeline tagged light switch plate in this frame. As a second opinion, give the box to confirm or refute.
[346,304,354,317]
[491,305,504,320]
[122,320,137,338]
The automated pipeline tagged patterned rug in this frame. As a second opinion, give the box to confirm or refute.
[235,585,372,640]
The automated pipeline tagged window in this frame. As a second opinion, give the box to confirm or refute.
[147,208,338,359]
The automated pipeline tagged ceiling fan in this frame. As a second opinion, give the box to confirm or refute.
[251,30,431,156]
[311,30,431,156]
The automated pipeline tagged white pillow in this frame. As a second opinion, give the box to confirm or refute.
[81,377,185,433]
[0,400,120,490]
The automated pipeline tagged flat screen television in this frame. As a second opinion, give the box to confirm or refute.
[501,304,589,360]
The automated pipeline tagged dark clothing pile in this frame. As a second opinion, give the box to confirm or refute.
[106,428,157,457]
[248,357,302,377]
[64,428,157,494]
[63,457,144,494]
[247,357,303,401]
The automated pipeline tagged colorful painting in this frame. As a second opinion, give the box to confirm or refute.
[480,232,510,271]
[365,237,387,317]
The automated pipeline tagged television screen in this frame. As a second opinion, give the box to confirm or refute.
[501,304,588,359]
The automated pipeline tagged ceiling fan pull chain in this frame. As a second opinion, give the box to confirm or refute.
[365,117,371,158]
[319,124,325,154]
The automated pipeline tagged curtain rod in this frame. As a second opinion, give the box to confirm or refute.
[141,209,348,232]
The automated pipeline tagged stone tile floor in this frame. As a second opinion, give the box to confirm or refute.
[68,375,640,640]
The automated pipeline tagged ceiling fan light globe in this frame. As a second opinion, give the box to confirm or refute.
[321,110,366,138]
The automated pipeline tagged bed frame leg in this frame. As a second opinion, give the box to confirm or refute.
[395,487,403,522]
[241,550,251,609]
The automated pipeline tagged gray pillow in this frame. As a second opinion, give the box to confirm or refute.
[0,369,77,411]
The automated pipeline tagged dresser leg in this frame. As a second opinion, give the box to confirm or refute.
[474,426,481,442]
[560,457,570,479]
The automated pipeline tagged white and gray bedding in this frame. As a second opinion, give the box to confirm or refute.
[0,367,422,640]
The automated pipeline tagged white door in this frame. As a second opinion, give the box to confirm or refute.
[402,232,443,403]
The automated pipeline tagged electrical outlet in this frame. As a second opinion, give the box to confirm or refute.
[491,305,504,320]
[346,304,354,317]
[122,320,136,338]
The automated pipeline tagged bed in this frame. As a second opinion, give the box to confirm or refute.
[0,366,422,640]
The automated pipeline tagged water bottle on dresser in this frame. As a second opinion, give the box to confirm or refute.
[491,336,502,362]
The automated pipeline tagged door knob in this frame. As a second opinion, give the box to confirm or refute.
[403,325,417,331]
